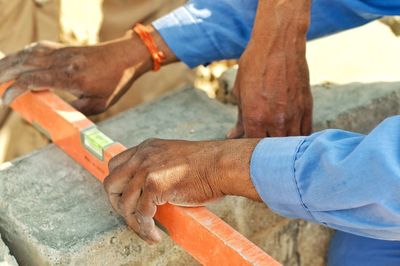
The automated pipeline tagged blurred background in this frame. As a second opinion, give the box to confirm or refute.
[0,0,399,163]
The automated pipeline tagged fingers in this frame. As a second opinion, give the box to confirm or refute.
[227,123,244,139]
[0,41,63,91]
[1,83,28,105]
[243,116,268,138]
[0,70,55,105]
[266,128,287,137]
[24,41,65,53]
[286,118,302,137]
[108,147,137,172]
[226,107,244,139]
[131,189,162,243]
[119,170,148,217]
[0,64,37,85]
[104,155,141,214]
[0,48,45,85]
[105,149,164,244]
[227,74,246,139]
[301,107,313,136]
[123,173,164,243]
[16,70,56,91]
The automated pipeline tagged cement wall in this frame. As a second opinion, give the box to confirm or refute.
[0,233,18,266]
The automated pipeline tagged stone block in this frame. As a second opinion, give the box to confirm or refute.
[0,233,18,266]
[1,82,400,265]
[312,82,400,133]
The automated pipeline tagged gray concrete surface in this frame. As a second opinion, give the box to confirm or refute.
[0,233,18,266]
[1,82,400,265]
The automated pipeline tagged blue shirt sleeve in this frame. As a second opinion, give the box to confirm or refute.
[152,0,257,68]
[152,0,400,68]
[250,116,400,240]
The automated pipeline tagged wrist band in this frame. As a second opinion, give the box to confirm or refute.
[133,23,165,71]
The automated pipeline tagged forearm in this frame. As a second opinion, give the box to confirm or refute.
[250,0,311,54]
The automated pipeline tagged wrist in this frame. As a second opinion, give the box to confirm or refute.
[216,139,262,201]
[121,34,153,77]
[104,25,178,77]
[250,0,310,52]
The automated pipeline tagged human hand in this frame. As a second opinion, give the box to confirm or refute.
[0,26,176,115]
[227,42,313,138]
[104,138,261,243]
[227,0,313,138]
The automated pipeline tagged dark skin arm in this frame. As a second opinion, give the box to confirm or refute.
[227,0,313,138]
[0,26,177,115]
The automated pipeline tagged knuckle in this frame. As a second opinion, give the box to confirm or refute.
[108,148,133,171]
[140,138,162,150]
[55,47,77,63]
[70,62,81,72]
[24,42,40,52]
[143,138,159,145]
[64,61,82,77]
[107,157,118,172]
[244,115,264,128]
[34,41,47,49]
[271,113,288,127]
[26,41,50,54]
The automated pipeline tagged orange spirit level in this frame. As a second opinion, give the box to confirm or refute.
[0,80,281,266]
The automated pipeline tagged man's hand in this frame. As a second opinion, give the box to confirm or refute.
[0,26,177,115]
[104,138,261,243]
[227,0,313,138]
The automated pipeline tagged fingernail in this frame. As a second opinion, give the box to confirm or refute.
[148,228,162,244]
[2,85,26,105]
[2,87,14,105]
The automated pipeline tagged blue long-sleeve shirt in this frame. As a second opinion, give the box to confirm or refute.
[152,0,400,240]
[153,0,400,67]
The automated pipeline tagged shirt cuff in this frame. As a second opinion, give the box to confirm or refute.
[250,137,314,221]
[152,5,222,68]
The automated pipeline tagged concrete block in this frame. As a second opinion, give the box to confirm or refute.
[312,82,400,133]
[1,82,400,265]
[0,233,18,266]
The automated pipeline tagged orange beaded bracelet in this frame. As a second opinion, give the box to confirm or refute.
[133,23,166,71]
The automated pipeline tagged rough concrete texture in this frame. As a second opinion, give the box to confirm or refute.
[1,82,400,265]
[0,233,18,265]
